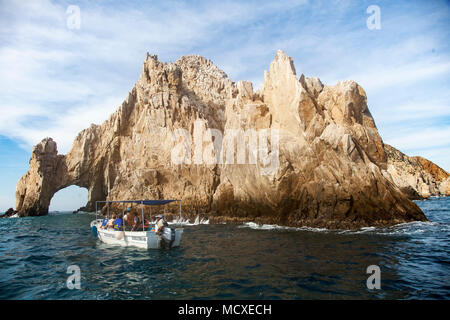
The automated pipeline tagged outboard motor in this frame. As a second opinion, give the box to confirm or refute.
[91,225,98,237]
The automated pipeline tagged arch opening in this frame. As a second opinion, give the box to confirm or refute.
[49,185,88,213]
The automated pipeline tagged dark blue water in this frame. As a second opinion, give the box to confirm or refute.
[0,197,449,300]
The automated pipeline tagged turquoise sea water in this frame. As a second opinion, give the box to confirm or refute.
[0,197,449,300]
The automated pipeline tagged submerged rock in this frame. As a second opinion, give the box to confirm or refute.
[15,50,428,228]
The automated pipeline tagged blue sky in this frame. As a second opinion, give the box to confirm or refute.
[0,0,449,212]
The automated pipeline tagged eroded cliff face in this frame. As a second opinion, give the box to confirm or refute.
[15,50,427,228]
[384,144,450,199]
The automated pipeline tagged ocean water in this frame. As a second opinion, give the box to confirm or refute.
[0,197,448,300]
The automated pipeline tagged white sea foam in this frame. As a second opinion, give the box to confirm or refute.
[338,226,377,234]
[377,220,444,236]
[80,211,96,215]
[240,222,328,232]
[240,219,443,236]
[168,215,210,226]
[337,220,442,236]
[393,221,438,228]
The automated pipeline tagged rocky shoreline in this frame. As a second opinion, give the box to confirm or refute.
[13,50,437,229]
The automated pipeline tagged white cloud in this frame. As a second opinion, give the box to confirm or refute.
[345,59,450,93]
[373,98,450,124]
[384,127,450,151]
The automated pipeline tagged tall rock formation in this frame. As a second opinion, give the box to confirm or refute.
[384,144,450,199]
[15,51,427,228]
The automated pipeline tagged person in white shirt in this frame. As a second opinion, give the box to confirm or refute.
[155,214,166,235]
[155,214,172,249]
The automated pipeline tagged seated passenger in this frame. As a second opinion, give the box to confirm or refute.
[113,215,123,231]
[131,212,142,231]
[143,219,150,231]
[106,215,116,229]
[100,217,109,229]
[124,208,134,231]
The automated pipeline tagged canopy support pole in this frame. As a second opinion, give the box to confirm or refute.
[141,201,144,231]
[179,200,182,222]
[122,203,124,231]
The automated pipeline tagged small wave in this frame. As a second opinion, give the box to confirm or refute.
[338,226,377,234]
[378,221,445,236]
[133,215,209,226]
[169,215,210,226]
[77,211,96,215]
[337,220,444,236]
[240,222,328,232]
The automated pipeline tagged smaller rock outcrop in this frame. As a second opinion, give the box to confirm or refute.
[385,144,450,199]
[0,208,18,218]
[72,206,87,214]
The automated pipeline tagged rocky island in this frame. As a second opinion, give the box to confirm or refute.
[14,50,447,228]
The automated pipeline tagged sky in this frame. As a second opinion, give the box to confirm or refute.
[0,0,449,212]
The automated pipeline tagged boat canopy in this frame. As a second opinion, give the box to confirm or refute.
[95,199,183,230]
[97,200,179,206]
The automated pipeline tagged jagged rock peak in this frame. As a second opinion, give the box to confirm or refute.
[176,55,229,79]
[32,137,57,156]
[145,52,158,62]
[273,49,297,75]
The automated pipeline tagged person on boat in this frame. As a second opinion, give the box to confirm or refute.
[131,212,142,231]
[154,214,167,235]
[123,207,133,231]
[155,214,174,249]
[106,215,116,229]
[113,215,123,231]
[100,216,109,229]
[143,218,150,231]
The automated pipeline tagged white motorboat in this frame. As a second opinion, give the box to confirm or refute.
[90,199,184,249]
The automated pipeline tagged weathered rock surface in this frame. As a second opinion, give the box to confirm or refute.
[15,50,427,228]
[385,144,449,199]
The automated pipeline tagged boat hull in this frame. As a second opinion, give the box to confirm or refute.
[90,220,183,249]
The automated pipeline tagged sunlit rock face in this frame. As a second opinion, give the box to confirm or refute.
[384,144,449,199]
[16,51,427,228]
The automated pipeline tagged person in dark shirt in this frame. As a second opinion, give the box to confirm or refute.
[131,212,142,231]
